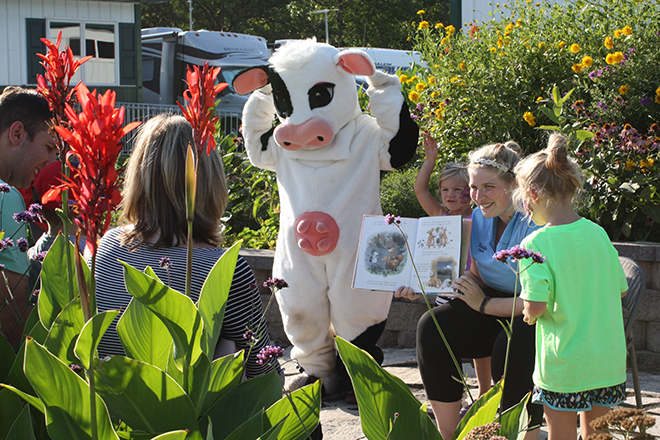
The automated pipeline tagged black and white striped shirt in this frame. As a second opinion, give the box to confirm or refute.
[92,227,277,379]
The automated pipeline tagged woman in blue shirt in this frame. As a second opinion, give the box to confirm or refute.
[396,141,542,439]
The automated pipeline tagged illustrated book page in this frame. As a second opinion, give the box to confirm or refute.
[352,215,466,293]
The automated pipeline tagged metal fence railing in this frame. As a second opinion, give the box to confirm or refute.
[117,102,242,155]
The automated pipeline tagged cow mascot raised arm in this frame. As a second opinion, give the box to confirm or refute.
[233,39,418,400]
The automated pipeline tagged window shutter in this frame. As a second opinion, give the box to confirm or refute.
[119,22,137,85]
[26,19,46,85]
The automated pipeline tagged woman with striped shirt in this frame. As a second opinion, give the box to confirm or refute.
[93,114,279,379]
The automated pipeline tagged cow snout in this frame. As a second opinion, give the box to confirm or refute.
[273,118,335,150]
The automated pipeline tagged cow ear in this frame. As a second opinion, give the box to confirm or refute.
[335,50,376,76]
[233,66,270,95]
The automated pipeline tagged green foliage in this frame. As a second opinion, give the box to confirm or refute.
[573,122,660,242]
[142,0,444,50]
[220,135,280,249]
[0,237,322,439]
[407,0,660,156]
[336,336,532,440]
[380,168,429,219]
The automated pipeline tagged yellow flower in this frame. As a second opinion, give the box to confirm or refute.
[490,47,497,53]
[558,41,566,48]
[570,43,581,53]
[399,74,408,83]
[572,63,584,73]
[416,82,427,91]
[417,9,425,15]
[614,52,624,63]
[523,111,536,126]
[450,77,459,83]
[408,91,419,102]
[497,37,504,48]
[625,159,635,171]
[411,75,418,81]
[419,21,430,30]
[539,42,546,49]
[434,64,440,69]
[406,79,413,84]
[505,22,514,33]
[582,56,593,67]
[516,19,523,26]
[431,91,439,98]
[428,76,436,84]
[435,22,443,29]
[536,96,543,101]
[606,52,624,64]
[614,29,623,38]
[435,108,443,118]
[640,158,654,172]
[446,25,456,34]
[604,36,614,49]
[441,37,448,45]
[656,86,660,96]
[656,95,660,104]
[619,85,629,95]
[459,62,466,70]
[622,26,632,36]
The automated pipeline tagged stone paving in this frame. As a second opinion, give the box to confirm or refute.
[281,348,660,439]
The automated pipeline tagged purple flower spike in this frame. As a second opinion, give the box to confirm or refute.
[17,237,29,253]
[493,245,545,264]
[0,183,10,193]
[159,257,172,270]
[256,345,284,365]
[384,214,401,225]
[264,277,289,290]
[32,251,48,262]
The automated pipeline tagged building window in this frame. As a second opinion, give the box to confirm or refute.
[48,21,117,85]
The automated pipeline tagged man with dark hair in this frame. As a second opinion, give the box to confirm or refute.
[0,86,56,346]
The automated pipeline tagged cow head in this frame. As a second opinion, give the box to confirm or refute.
[233,39,375,151]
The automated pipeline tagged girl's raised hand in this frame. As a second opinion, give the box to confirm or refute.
[423,132,439,161]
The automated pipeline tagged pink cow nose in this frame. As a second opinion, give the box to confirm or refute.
[273,118,335,150]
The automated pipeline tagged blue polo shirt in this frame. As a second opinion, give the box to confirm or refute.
[469,208,541,294]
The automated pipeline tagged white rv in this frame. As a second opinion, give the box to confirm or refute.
[141,27,269,132]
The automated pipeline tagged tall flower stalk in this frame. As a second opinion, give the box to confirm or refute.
[42,85,140,440]
[35,30,91,306]
[492,245,545,427]
[385,214,474,403]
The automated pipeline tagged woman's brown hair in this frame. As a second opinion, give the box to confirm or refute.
[120,114,228,249]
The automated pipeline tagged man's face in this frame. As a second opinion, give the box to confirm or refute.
[12,128,58,188]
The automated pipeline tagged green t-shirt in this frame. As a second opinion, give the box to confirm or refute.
[0,181,30,275]
[519,218,628,393]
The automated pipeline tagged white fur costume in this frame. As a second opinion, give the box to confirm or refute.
[234,40,417,379]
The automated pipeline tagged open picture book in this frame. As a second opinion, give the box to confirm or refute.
[352,215,472,294]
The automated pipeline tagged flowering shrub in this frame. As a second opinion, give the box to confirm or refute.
[407,0,660,157]
[576,122,660,242]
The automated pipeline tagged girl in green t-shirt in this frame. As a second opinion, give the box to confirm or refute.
[514,134,628,440]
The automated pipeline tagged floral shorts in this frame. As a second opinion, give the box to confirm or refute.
[532,383,626,411]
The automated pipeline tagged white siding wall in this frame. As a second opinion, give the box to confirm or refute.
[0,0,134,86]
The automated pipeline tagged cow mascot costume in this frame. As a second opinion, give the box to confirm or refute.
[233,39,418,401]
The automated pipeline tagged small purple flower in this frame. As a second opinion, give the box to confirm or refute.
[32,251,48,262]
[411,114,419,120]
[159,257,172,270]
[0,183,10,193]
[588,71,597,80]
[13,211,35,223]
[28,203,42,216]
[640,97,652,107]
[263,277,289,290]
[597,101,608,111]
[30,288,40,304]
[17,237,28,253]
[384,214,401,225]
[415,103,425,112]
[493,245,545,264]
[243,329,255,340]
[256,345,284,365]
[69,364,83,371]
[3,239,14,248]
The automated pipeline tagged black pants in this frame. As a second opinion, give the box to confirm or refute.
[416,296,543,427]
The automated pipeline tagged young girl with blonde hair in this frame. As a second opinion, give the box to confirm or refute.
[516,133,628,440]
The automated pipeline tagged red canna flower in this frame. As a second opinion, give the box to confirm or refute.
[177,61,228,155]
[43,85,141,255]
[35,30,92,128]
